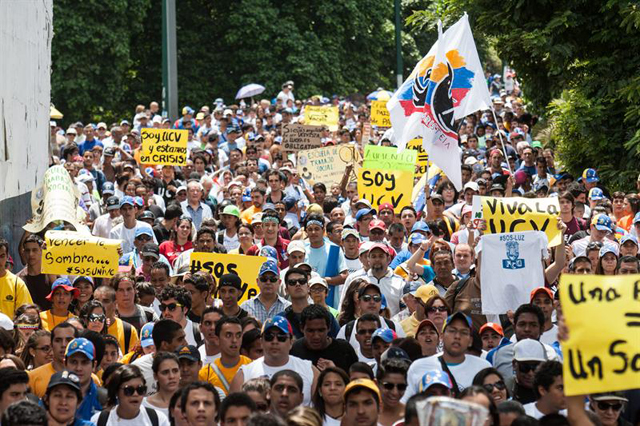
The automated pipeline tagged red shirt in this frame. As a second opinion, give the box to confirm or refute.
[246,236,290,269]
[159,240,194,266]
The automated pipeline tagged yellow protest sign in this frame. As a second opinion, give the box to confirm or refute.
[304,106,339,131]
[358,168,414,210]
[41,231,120,277]
[140,128,188,166]
[559,274,640,396]
[471,196,561,246]
[407,138,429,178]
[297,144,361,187]
[371,100,391,127]
[190,252,267,304]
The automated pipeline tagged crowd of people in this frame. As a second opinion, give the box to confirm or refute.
[0,78,637,426]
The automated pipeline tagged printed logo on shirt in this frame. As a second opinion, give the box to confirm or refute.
[5,295,13,301]
[502,240,525,270]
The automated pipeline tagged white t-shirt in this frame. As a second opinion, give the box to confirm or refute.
[141,398,169,419]
[241,356,314,406]
[109,220,157,254]
[185,318,203,347]
[198,345,221,366]
[403,354,491,402]
[131,353,155,394]
[523,402,567,419]
[323,415,342,426]
[90,406,170,426]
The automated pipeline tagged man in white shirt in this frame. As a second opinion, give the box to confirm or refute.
[158,285,203,347]
[92,196,122,238]
[363,243,405,316]
[523,360,567,419]
[109,196,157,253]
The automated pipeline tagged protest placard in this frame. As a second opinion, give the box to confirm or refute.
[304,106,339,131]
[407,138,429,178]
[471,196,562,246]
[362,122,372,145]
[41,230,120,277]
[357,168,413,210]
[371,100,391,127]
[23,165,84,233]
[363,145,417,172]
[559,274,640,396]
[190,252,267,304]
[139,128,188,166]
[297,144,361,187]
[282,123,323,154]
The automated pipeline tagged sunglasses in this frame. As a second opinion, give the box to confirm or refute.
[35,345,52,352]
[381,382,407,392]
[287,278,307,287]
[88,313,106,322]
[427,306,448,313]
[121,385,147,396]
[482,381,506,393]
[136,235,152,241]
[596,402,623,412]
[518,362,541,374]
[160,302,183,312]
[263,333,288,342]
[357,328,377,336]
[260,276,278,283]
[360,294,381,303]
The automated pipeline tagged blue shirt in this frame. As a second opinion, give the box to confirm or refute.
[180,201,213,231]
[79,138,104,155]
[76,381,102,421]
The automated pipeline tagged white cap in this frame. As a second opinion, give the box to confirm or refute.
[50,121,57,127]
[287,240,307,255]
[153,115,163,124]
[513,339,547,362]
[97,122,107,129]
[359,241,375,256]
[66,128,77,135]
[309,277,328,289]
[0,313,13,331]
[464,156,478,166]
[463,181,479,192]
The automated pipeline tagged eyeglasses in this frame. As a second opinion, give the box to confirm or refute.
[136,235,152,241]
[160,302,183,312]
[121,385,147,396]
[88,314,106,322]
[596,402,623,412]
[381,382,408,392]
[427,306,448,313]
[35,346,52,352]
[263,333,288,342]
[309,286,325,294]
[518,362,541,374]
[260,276,278,283]
[360,294,381,303]
[482,381,506,393]
[287,278,307,287]
[356,328,377,336]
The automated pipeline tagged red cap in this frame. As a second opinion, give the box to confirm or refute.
[479,322,504,337]
[530,287,554,301]
[369,243,389,255]
[369,219,386,231]
[378,203,394,213]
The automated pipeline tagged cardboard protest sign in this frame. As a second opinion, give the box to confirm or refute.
[363,145,417,172]
[282,123,323,154]
[559,274,640,396]
[297,144,361,187]
[358,168,413,210]
[362,122,372,145]
[371,100,391,127]
[472,196,562,246]
[190,252,267,304]
[304,106,339,131]
[407,138,429,178]
[41,231,120,277]
[23,165,85,233]
[139,128,188,166]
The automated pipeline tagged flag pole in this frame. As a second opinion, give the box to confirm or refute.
[490,107,513,175]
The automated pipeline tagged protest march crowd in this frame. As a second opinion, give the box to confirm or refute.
[1,19,639,426]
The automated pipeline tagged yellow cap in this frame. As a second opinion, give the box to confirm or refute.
[344,378,381,403]
[414,284,438,303]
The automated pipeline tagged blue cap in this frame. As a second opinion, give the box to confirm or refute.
[599,246,619,258]
[380,294,387,311]
[372,328,397,343]
[419,369,453,392]
[134,196,144,208]
[591,214,613,232]
[356,208,375,221]
[135,227,154,238]
[259,246,278,261]
[65,338,95,361]
[589,187,604,201]
[621,234,638,246]
[72,276,94,287]
[411,221,431,234]
[242,188,251,202]
[444,312,473,331]
[582,168,599,183]
[262,203,277,213]
[259,259,279,276]
[46,278,80,302]
[261,315,292,335]
[102,182,115,195]
[140,323,155,348]
[119,196,135,208]
[408,232,426,245]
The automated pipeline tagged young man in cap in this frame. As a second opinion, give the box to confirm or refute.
[364,243,405,316]
[619,234,638,258]
[355,208,375,240]
[217,274,248,318]
[43,371,92,426]
[240,260,291,324]
[308,277,339,317]
[109,195,157,254]
[0,368,29,419]
[180,382,220,426]
[277,240,307,297]
[377,203,395,229]
[40,278,79,331]
[229,315,319,406]
[523,360,566,419]
[159,284,202,347]
[16,234,55,311]
[371,328,397,367]
[342,228,363,274]
[64,337,103,420]
[404,312,491,401]
[0,239,33,319]
[418,370,453,398]
[507,339,550,404]
[571,213,619,257]
[176,345,203,387]
[269,370,304,419]
[529,287,558,345]
[342,378,381,426]
[92,195,122,238]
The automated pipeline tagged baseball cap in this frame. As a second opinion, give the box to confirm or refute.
[380,347,411,364]
[176,185,187,194]
[222,205,241,218]
[599,245,619,258]
[369,219,386,231]
[356,208,376,221]
[140,323,155,348]
[0,313,13,331]
[413,284,438,303]
[134,196,144,208]
[357,281,381,297]
[242,188,251,202]
[490,183,506,194]
[514,338,548,362]
[411,221,430,234]
[341,228,360,241]
[355,199,373,210]
[591,214,613,232]
[408,232,426,246]
[589,187,605,201]
[261,315,293,335]
[344,379,381,403]
[307,203,324,216]
[416,319,439,337]
[369,243,390,256]
[77,170,95,184]
[259,246,278,260]
[359,241,374,256]
[65,338,95,361]
[378,203,394,213]
[461,204,473,218]
[463,181,479,192]
[141,243,160,259]
[371,328,397,343]
[119,196,135,208]
[286,240,307,255]
[259,259,279,276]
[430,194,444,204]
[479,322,504,337]
[176,345,201,362]
[72,276,94,288]
[590,392,629,402]
[139,210,156,221]
[308,277,328,290]
[620,234,638,246]
[102,182,115,195]
[135,227,154,239]
[582,168,599,183]
[47,371,82,393]
[219,273,242,290]
[46,278,80,301]
[419,370,453,392]
[444,312,473,331]
[530,287,554,302]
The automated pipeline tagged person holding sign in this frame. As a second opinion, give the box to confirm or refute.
[588,392,631,426]
[0,239,33,319]
[40,278,79,332]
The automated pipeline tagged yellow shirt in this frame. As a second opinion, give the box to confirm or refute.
[198,356,252,394]
[28,362,103,398]
[40,311,75,332]
[0,271,33,318]
[108,318,139,355]
[400,313,421,338]
[240,205,261,224]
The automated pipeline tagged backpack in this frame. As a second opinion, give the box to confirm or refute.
[97,407,158,426]
[122,321,133,354]
[344,317,396,342]
[192,321,203,346]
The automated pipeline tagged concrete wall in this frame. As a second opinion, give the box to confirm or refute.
[0,0,53,268]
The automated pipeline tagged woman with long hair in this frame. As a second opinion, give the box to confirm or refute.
[20,329,52,370]
[13,314,41,357]
[143,352,180,418]
[79,300,108,334]
[337,278,369,326]
[312,367,348,426]
[160,216,194,267]
[472,368,509,405]
[596,246,618,275]
[424,295,451,352]
[228,223,255,255]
